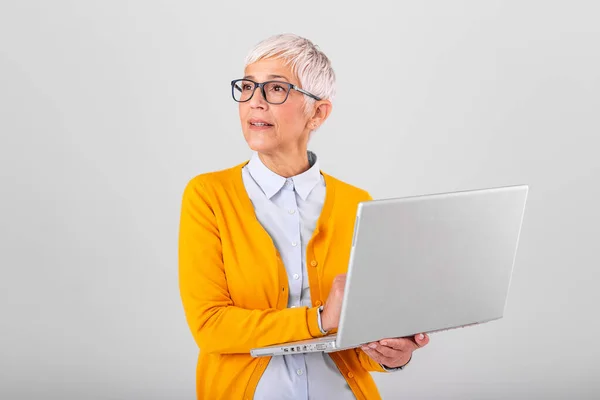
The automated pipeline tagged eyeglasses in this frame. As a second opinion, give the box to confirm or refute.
[231,79,321,105]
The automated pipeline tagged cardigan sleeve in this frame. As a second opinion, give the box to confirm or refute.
[178,177,326,355]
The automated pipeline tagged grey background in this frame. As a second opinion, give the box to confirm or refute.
[1,1,598,399]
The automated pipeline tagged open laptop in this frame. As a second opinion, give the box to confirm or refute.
[250,184,529,357]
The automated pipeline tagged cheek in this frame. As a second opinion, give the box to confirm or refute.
[274,105,306,131]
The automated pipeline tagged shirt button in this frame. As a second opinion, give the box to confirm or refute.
[297,369,304,376]
[347,371,354,378]
[292,241,297,247]
[310,260,318,267]
[293,273,300,280]
[315,300,322,306]
[288,209,296,214]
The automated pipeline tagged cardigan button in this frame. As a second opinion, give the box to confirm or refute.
[315,300,322,307]
[347,371,354,378]
[310,260,318,267]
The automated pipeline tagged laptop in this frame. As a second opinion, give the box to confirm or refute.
[250,184,529,357]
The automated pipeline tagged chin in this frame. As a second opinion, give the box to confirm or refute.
[243,131,278,153]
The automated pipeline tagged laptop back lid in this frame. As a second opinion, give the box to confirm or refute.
[336,185,528,349]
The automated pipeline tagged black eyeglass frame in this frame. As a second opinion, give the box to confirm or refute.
[230,78,322,104]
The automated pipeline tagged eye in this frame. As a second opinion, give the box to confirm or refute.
[268,83,289,93]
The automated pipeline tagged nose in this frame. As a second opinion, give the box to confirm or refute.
[248,85,268,110]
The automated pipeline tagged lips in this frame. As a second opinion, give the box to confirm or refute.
[248,118,273,127]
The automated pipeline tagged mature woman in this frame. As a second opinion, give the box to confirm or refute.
[179,33,429,400]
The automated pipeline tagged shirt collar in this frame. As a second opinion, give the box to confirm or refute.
[247,151,321,200]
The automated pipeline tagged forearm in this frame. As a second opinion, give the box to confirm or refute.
[181,300,324,354]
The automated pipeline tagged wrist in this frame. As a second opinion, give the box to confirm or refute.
[320,308,333,332]
[385,353,412,370]
[317,306,329,334]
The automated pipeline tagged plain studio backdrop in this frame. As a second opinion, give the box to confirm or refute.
[1,1,598,399]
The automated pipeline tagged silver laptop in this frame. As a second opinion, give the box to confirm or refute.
[250,185,529,357]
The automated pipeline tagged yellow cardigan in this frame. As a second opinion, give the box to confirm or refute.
[178,161,388,400]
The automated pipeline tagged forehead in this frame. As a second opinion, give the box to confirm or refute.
[243,58,298,84]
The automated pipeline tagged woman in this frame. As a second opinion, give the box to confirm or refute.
[178,33,429,400]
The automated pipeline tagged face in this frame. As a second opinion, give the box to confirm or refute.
[238,58,315,156]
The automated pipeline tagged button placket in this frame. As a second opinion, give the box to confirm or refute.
[282,179,304,309]
[289,186,303,298]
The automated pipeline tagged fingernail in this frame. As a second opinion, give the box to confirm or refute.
[381,341,388,346]
[418,334,425,340]
[369,343,377,349]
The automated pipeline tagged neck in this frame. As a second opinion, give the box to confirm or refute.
[258,150,310,178]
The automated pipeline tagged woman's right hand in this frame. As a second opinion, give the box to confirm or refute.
[321,273,347,332]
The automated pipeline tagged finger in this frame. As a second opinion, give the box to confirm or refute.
[360,347,387,364]
[379,338,415,352]
[367,342,398,358]
[413,333,430,348]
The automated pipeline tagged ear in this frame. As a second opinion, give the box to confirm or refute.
[307,100,332,130]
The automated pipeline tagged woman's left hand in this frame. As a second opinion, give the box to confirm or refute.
[361,333,430,369]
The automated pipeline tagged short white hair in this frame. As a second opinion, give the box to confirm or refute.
[245,33,336,113]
